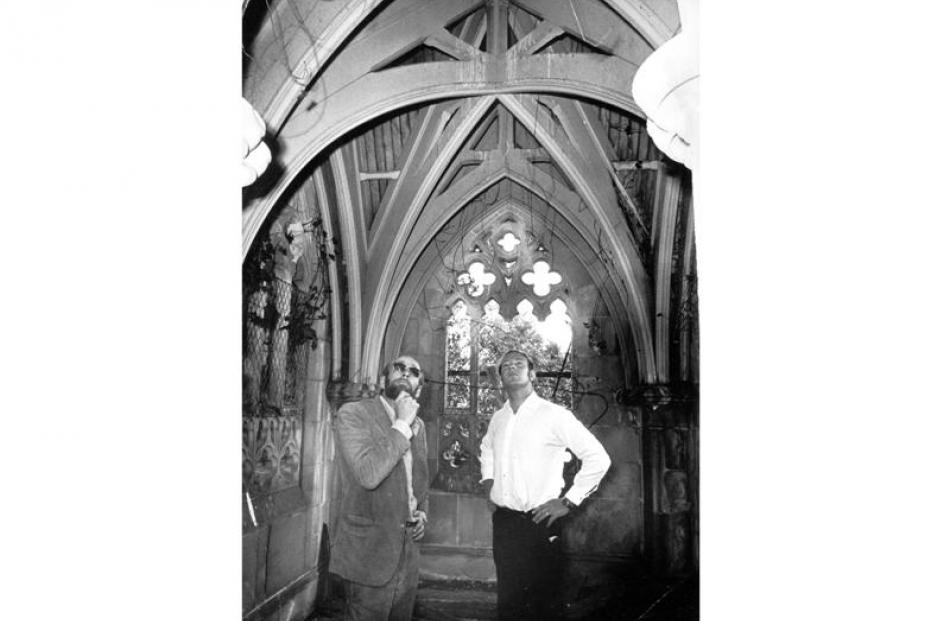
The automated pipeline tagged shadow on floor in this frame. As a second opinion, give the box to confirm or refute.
[308,573,698,621]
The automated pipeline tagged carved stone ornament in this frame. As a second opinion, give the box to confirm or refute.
[242,415,302,495]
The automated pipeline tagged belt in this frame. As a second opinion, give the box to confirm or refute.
[495,506,533,517]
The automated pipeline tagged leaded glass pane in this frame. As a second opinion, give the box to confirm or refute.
[446,301,472,371]
[446,374,472,409]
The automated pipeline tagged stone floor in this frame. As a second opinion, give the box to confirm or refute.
[307,573,698,621]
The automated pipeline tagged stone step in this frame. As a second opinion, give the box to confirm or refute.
[414,582,497,621]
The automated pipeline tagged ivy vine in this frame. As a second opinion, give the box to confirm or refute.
[280,218,335,350]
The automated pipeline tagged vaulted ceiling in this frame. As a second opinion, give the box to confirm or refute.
[242,0,693,386]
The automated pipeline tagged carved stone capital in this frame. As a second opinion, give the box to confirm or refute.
[326,380,371,407]
[615,384,671,408]
[615,383,697,409]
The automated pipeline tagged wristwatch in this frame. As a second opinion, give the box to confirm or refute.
[560,497,577,510]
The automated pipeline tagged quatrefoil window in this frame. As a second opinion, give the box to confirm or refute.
[521,261,562,296]
[456,261,497,297]
[497,232,521,253]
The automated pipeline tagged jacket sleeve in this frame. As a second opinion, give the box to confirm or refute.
[334,401,410,490]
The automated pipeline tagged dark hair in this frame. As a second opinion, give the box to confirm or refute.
[497,350,535,373]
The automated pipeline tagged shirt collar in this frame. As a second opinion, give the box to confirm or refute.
[501,390,541,415]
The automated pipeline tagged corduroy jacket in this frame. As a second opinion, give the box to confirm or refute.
[329,396,429,586]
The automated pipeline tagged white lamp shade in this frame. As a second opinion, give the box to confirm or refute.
[630,0,698,170]
[241,97,272,186]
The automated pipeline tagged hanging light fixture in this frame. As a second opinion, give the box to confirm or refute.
[241,97,272,186]
[630,0,698,170]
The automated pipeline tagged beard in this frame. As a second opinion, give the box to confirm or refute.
[384,377,413,400]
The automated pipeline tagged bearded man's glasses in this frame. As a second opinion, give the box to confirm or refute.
[392,361,421,378]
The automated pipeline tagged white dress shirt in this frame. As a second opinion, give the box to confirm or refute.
[479,391,611,511]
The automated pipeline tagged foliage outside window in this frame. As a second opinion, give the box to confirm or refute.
[446,299,574,416]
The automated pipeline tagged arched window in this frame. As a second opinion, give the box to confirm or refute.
[436,214,576,492]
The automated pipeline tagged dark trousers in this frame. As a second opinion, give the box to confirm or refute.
[492,507,563,621]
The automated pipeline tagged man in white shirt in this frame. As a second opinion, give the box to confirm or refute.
[480,350,611,620]
[331,355,429,621]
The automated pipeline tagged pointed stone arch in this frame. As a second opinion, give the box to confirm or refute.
[385,197,638,386]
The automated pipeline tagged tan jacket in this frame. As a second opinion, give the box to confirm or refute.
[329,397,429,586]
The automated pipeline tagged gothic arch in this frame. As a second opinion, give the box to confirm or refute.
[385,198,637,385]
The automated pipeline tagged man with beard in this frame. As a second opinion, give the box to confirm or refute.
[330,355,429,621]
[480,350,611,620]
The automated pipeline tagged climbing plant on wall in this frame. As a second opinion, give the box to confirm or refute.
[242,212,333,496]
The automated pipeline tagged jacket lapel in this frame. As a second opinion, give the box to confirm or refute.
[369,396,394,435]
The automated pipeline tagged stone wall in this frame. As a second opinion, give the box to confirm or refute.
[242,322,335,621]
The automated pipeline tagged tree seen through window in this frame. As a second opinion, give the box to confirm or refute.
[446,299,573,417]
